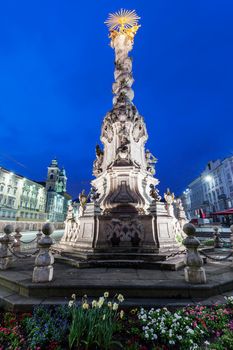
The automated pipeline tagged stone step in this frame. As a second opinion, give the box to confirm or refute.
[56,255,185,271]
[1,283,232,312]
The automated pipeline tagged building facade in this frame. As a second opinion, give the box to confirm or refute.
[0,159,71,230]
[181,156,233,218]
[0,167,47,231]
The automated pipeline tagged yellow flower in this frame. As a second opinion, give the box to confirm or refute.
[107,301,112,309]
[117,294,124,303]
[104,291,109,298]
[68,300,74,308]
[120,310,124,319]
[113,302,119,311]
[92,300,97,308]
[71,294,76,300]
[82,302,89,310]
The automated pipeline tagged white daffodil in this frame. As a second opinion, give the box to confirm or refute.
[113,302,119,311]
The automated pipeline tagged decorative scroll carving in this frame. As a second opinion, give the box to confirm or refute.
[106,218,144,247]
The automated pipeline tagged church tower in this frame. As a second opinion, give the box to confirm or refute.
[46,159,60,191]
[57,167,67,193]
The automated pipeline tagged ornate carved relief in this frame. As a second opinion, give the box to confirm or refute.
[106,218,144,247]
[102,121,114,143]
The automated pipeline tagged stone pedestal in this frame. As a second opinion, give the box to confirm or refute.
[32,223,54,283]
[59,201,180,258]
[0,225,14,270]
[183,223,206,284]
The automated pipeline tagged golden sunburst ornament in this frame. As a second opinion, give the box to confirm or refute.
[105,9,140,31]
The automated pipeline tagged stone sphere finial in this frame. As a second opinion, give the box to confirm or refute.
[15,227,22,233]
[183,223,196,236]
[4,225,14,235]
[230,225,233,234]
[42,223,54,236]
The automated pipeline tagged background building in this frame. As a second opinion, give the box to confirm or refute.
[181,156,233,219]
[0,159,71,231]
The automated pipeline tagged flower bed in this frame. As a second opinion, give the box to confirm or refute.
[0,295,233,349]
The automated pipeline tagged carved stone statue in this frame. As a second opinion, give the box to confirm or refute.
[66,204,74,221]
[102,121,114,143]
[79,190,88,216]
[164,188,175,217]
[93,145,104,176]
[175,198,184,211]
[115,124,130,162]
[149,184,161,202]
[132,120,146,142]
[145,149,157,175]
[89,186,100,203]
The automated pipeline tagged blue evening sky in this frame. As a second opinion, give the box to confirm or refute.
[0,0,232,198]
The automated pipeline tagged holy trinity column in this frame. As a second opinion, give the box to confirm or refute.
[59,10,184,257]
[92,9,159,215]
